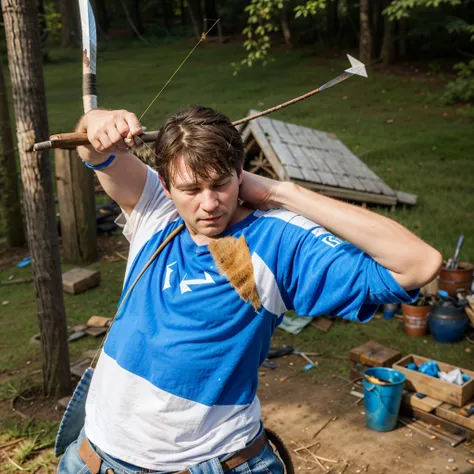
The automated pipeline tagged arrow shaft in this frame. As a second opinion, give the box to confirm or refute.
[32,57,364,151]
[317,71,352,92]
[232,87,322,127]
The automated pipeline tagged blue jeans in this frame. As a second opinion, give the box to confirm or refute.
[57,427,284,474]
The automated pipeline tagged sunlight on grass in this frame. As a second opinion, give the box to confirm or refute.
[0,44,473,474]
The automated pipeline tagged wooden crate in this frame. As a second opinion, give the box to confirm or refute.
[349,340,402,380]
[393,354,474,407]
[435,401,474,431]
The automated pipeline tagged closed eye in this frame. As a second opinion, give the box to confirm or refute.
[213,181,229,190]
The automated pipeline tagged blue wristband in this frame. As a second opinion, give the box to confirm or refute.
[82,155,116,170]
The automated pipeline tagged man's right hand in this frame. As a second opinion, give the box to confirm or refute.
[77,109,144,162]
[76,109,148,216]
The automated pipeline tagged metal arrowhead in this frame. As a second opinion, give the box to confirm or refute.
[345,54,368,78]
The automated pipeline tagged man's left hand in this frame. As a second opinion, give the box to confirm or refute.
[239,171,285,210]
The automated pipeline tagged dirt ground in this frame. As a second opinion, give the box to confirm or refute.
[258,359,474,474]
[2,356,474,474]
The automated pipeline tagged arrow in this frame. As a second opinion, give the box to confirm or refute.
[163,262,177,290]
[180,272,215,294]
[344,54,368,78]
[33,54,368,151]
[232,54,368,124]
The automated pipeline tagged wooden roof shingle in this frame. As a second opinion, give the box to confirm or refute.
[242,110,414,206]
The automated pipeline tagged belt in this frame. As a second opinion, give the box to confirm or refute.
[78,431,268,474]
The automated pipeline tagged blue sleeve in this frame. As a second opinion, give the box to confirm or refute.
[276,216,419,323]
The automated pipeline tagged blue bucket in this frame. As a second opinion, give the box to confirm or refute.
[363,367,406,432]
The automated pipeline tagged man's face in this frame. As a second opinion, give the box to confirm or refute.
[161,156,242,241]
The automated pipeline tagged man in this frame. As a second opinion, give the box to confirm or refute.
[58,106,441,474]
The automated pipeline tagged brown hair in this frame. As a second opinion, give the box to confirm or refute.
[151,106,245,190]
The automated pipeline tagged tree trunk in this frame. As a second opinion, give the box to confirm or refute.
[187,0,201,40]
[120,0,147,42]
[1,0,72,398]
[0,55,25,247]
[131,0,144,35]
[371,0,382,59]
[161,0,173,32]
[326,0,338,42]
[93,0,109,35]
[280,0,292,47]
[203,0,218,34]
[359,0,372,64]
[60,0,80,47]
[180,0,187,27]
[381,0,396,65]
[398,17,408,59]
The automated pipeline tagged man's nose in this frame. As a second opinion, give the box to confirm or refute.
[200,189,219,213]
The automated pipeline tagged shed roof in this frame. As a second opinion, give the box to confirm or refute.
[241,111,415,207]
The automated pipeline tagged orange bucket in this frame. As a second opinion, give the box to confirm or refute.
[401,304,431,337]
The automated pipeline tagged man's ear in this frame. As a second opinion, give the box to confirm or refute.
[159,175,172,199]
[237,167,244,186]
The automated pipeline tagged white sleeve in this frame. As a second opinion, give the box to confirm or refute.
[121,166,178,262]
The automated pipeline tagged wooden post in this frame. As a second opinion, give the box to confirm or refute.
[55,148,97,264]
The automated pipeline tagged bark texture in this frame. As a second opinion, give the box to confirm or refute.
[1,0,72,397]
[60,0,80,47]
[359,0,373,64]
[0,55,25,247]
[381,0,396,65]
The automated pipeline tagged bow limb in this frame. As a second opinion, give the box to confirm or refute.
[79,0,98,113]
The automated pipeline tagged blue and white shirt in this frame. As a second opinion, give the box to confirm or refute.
[85,167,417,471]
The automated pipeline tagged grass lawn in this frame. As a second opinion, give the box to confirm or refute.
[0,39,473,472]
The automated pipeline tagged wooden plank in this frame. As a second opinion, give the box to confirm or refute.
[396,190,418,205]
[271,141,298,167]
[394,354,474,407]
[287,144,321,182]
[331,173,356,190]
[320,149,344,175]
[257,116,281,144]
[286,123,312,146]
[284,164,305,180]
[435,402,474,431]
[371,178,397,197]
[301,146,331,173]
[55,148,97,264]
[286,143,309,169]
[312,318,334,332]
[301,127,323,148]
[344,174,366,192]
[298,166,321,183]
[306,129,329,151]
[317,171,339,187]
[271,119,298,144]
[359,178,381,194]
[349,340,402,366]
[297,148,320,176]
[402,391,444,413]
[293,179,398,206]
[241,124,252,144]
[401,404,474,441]
[312,130,332,149]
[249,121,288,180]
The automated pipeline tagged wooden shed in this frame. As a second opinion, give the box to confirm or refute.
[240,110,416,207]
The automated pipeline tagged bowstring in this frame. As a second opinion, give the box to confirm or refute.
[139,19,220,122]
